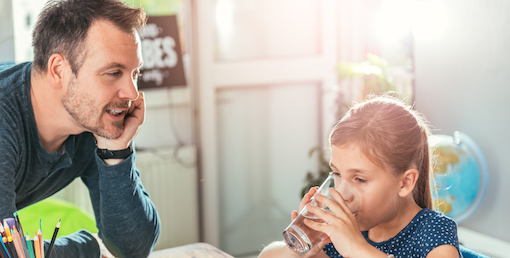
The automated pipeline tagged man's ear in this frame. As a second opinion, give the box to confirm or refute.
[398,169,419,198]
[47,53,66,89]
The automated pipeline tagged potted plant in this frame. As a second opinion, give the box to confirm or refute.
[300,53,413,196]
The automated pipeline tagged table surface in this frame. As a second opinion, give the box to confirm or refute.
[149,243,234,258]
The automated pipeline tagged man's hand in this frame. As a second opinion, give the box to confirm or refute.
[95,92,145,165]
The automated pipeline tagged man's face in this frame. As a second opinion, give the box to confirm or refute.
[62,19,143,139]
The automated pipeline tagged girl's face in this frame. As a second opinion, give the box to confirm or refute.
[330,144,402,231]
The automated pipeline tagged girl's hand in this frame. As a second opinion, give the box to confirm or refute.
[287,187,330,257]
[303,187,366,257]
[92,233,115,258]
[296,186,318,214]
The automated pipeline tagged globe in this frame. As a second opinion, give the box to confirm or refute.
[428,131,489,223]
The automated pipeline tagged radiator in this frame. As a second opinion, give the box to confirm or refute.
[54,145,199,251]
[136,145,199,250]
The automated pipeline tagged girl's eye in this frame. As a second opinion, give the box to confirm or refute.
[355,178,367,184]
[332,171,341,177]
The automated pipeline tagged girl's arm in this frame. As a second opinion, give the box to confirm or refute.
[426,244,459,258]
[259,241,329,258]
[258,241,294,258]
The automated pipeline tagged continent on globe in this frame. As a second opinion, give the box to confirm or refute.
[428,131,488,223]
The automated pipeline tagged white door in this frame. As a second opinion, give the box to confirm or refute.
[191,0,339,256]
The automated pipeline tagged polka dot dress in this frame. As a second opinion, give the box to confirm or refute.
[323,209,459,258]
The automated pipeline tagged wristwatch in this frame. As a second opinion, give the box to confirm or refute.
[96,145,133,159]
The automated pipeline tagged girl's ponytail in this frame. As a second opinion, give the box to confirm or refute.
[414,133,433,209]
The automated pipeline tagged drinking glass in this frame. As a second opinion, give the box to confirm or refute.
[282,172,362,256]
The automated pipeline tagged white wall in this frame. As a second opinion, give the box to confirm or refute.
[0,0,14,63]
[414,0,510,242]
[0,0,46,64]
[135,86,195,150]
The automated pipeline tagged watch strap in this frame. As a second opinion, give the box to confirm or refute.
[97,145,133,159]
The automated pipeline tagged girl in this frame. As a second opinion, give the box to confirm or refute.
[259,95,460,258]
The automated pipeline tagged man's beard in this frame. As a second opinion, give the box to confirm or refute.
[62,76,128,139]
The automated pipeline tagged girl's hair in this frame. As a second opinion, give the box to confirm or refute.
[329,94,433,209]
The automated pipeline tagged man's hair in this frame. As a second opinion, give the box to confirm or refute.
[32,0,147,75]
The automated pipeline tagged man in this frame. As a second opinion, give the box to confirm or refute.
[0,0,160,257]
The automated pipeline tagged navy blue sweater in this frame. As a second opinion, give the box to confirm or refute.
[0,63,160,257]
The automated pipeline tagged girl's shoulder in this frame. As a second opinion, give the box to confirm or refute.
[411,208,458,234]
[406,209,459,255]
[364,209,458,257]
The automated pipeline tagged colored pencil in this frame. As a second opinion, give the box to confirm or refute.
[2,223,11,241]
[1,237,10,258]
[0,228,11,258]
[24,236,33,258]
[13,214,28,258]
[2,222,16,258]
[7,238,17,258]
[29,238,34,258]
[44,220,60,258]
[11,228,25,258]
[0,224,9,258]
[3,220,14,236]
[33,234,40,258]
[0,235,7,258]
[0,223,5,239]
[36,230,43,258]
[10,228,24,258]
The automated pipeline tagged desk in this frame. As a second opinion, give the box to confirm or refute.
[458,226,510,257]
[149,243,234,258]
